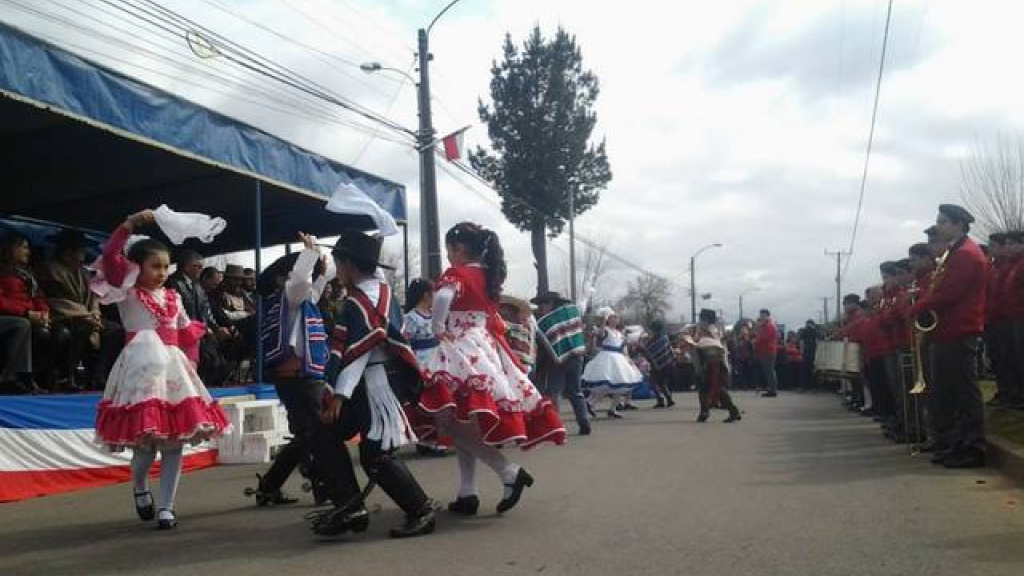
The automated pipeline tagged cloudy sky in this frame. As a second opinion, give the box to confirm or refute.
[4,0,1023,329]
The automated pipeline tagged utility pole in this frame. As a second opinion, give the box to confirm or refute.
[569,189,577,303]
[738,294,744,320]
[821,296,830,325]
[689,256,696,326]
[417,28,441,280]
[824,249,851,324]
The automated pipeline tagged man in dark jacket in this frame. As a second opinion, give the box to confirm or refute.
[168,250,230,386]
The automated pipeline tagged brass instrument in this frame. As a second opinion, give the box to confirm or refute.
[914,249,950,332]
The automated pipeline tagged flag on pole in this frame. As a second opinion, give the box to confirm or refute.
[441,126,471,161]
[325,181,399,237]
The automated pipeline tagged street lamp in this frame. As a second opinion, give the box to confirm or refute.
[359,62,418,85]
[690,243,722,324]
[738,285,761,320]
[359,0,466,280]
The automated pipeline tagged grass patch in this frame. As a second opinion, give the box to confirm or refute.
[980,381,1024,447]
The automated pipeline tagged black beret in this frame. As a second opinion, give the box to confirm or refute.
[879,261,899,274]
[938,204,975,225]
[989,232,1008,244]
[843,293,861,305]
[924,225,938,238]
[909,243,932,258]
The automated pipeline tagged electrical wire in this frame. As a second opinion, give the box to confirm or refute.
[842,0,894,278]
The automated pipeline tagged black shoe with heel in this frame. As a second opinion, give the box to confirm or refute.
[390,499,440,538]
[448,494,480,516]
[156,508,177,530]
[134,490,155,521]
[496,468,534,514]
[309,506,370,537]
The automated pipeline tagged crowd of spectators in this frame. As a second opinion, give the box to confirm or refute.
[0,230,348,395]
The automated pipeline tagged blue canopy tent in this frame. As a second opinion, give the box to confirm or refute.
[0,22,407,255]
[0,22,411,389]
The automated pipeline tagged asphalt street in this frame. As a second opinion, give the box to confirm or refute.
[1,391,1021,576]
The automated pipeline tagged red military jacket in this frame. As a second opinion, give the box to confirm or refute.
[911,236,988,342]
[984,259,1008,327]
[1003,255,1024,321]
[881,285,912,351]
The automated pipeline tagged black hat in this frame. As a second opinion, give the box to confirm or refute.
[896,258,912,272]
[256,252,327,297]
[47,228,95,252]
[1006,231,1024,243]
[331,229,393,270]
[938,204,975,225]
[924,225,938,239]
[989,232,1008,244]
[699,308,717,323]
[530,290,571,305]
[908,243,932,258]
[843,293,861,305]
[879,261,899,275]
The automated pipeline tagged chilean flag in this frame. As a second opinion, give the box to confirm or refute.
[0,392,238,503]
[441,126,471,161]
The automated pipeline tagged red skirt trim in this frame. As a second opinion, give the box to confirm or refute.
[417,372,566,450]
[95,397,231,447]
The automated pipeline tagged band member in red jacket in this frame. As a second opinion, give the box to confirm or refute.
[983,233,1016,408]
[1000,231,1024,409]
[911,204,988,468]
[837,294,867,410]
[754,309,780,397]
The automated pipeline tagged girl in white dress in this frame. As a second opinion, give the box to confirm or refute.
[582,308,644,418]
[91,210,229,529]
[402,278,451,456]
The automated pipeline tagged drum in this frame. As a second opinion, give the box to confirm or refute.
[815,341,844,373]
[841,341,861,374]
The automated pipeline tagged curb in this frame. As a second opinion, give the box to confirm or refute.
[986,434,1024,485]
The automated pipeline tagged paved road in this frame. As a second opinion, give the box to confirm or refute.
[1,391,1022,576]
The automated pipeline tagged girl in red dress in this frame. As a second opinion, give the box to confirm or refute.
[418,222,565,516]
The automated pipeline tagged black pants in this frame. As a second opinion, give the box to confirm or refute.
[0,316,32,383]
[52,318,122,389]
[986,322,1019,402]
[929,337,985,452]
[649,365,675,404]
[698,359,739,416]
[260,376,324,493]
[309,383,428,515]
[865,358,893,416]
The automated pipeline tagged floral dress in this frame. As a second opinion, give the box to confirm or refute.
[418,265,565,448]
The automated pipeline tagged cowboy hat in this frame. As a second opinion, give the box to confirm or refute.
[530,290,571,305]
[331,229,394,270]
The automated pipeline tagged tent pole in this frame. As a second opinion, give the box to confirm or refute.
[253,179,263,386]
[401,221,410,292]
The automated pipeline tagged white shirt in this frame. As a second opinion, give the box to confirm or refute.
[284,248,336,361]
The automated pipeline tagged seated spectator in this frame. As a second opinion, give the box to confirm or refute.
[214,264,256,369]
[242,267,256,307]
[39,229,123,391]
[200,266,223,296]
[0,232,56,393]
[167,250,231,387]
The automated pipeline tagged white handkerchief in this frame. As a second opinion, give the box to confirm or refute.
[325,182,399,237]
[153,204,227,245]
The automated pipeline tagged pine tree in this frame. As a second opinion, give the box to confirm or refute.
[470,26,612,293]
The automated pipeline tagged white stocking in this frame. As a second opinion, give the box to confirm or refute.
[130,447,156,493]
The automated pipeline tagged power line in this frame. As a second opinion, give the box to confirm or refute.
[842,0,894,278]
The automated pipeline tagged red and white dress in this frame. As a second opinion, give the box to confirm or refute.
[90,226,230,451]
[418,265,565,448]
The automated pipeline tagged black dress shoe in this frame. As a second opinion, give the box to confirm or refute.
[391,500,439,538]
[309,506,370,537]
[696,412,709,423]
[918,439,949,453]
[607,410,623,419]
[930,450,951,465]
[653,400,666,409]
[723,413,741,423]
[578,424,591,436]
[156,508,177,530]
[666,399,676,408]
[496,468,534,514]
[134,490,155,521]
[761,391,777,398]
[448,495,480,516]
[942,449,986,469]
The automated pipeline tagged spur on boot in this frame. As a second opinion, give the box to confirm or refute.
[497,468,534,514]
[448,494,480,516]
[391,499,440,538]
[134,490,155,521]
[156,508,177,530]
[309,506,370,537]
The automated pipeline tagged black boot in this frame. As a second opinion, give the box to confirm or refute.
[496,468,534,514]
[390,499,440,538]
[697,411,709,423]
[308,505,370,537]
[246,474,299,506]
[723,411,741,423]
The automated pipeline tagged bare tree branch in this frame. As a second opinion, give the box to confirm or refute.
[960,133,1024,238]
